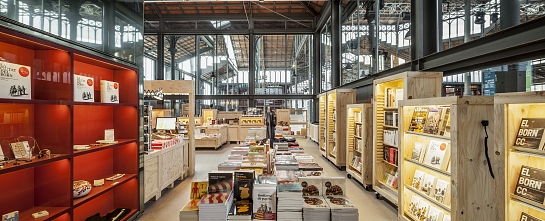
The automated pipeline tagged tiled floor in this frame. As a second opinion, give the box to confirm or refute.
[137,138,399,221]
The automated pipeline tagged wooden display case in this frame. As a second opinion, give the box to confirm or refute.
[202,109,218,123]
[346,104,373,189]
[398,96,496,221]
[0,30,139,220]
[495,92,545,221]
[144,140,186,203]
[290,109,307,137]
[319,94,327,156]
[309,124,319,143]
[239,116,264,126]
[325,89,356,169]
[373,71,442,205]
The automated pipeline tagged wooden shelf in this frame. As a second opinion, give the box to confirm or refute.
[404,131,450,141]
[384,143,398,148]
[355,122,362,125]
[383,107,399,111]
[383,125,398,129]
[378,180,398,192]
[382,160,398,167]
[354,136,362,139]
[73,174,137,207]
[73,139,137,157]
[510,194,545,213]
[404,157,450,176]
[0,154,69,175]
[510,146,545,158]
[348,165,362,174]
[72,101,138,107]
[354,148,363,154]
[405,185,451,212]
[19,206,70,221]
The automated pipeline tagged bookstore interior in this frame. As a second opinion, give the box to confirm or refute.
[1,0,545,221]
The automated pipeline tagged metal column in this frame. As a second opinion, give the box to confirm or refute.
[331,0,341,88]
[170,36,178,80]
[463,0,472,95]
[500,0,520,30]
[249,33,256,107]
[411,0,441,61]
[157,33,164,80]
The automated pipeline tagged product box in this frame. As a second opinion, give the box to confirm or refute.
[100,80,119,103]
[74,74,94,102]
[299,177,322,196]
[322,177,345,196]
[0,61,31,100]
[105,129,115,141]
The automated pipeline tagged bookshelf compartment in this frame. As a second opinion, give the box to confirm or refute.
[346,105,372,186]
[73,105,138,145]
[73,177,138,221]
[0,159,71,217]
[399,96,495,221]
[323,89,355,168]
[495,93,545,221]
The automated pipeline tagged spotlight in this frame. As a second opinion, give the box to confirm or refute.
[475,11,486,25]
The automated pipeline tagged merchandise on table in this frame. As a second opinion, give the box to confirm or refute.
[302,196,330,221]
[324,196,359,221]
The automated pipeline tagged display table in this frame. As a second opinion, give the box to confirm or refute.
[144,139,187,203]
[205,125,228,145]
[195,135,223,149]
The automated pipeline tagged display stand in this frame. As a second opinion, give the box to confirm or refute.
[373,71,442,206]
[309,123,319,143]
[290,109,307,137]
[144,140,186,203]
[324,89,356,170]
[398,96,495,221]
[0,30,140,220]
[202,109,218,124]
[319,94,327,156]
[346,104,373,189]
[495,91,545,221]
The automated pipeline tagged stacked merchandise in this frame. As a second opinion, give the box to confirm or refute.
[275,154,298,170]
[218,162,242,171]
[274,143,289,151]
[253,174,277,220]
[229,171,255,221]
[180,181,208,221]
[294,155,314,163]
[277,171,303,221]
[297,162,323,172]
[199,172,234,221]
[226,154,244,162]
[302,196,330,221]
[232,146,250,156]
[249,145,265,155]
[325,196,359,221]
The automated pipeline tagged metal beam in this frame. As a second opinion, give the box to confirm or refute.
[195,95,315,100]
[315,1,331,31]
[331,0,341,88]
[299,1,318,17]
[144,28,315,35]
[145,14,314,22]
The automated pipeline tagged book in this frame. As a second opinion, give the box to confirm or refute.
[422,140,451,170]
[423,107,443,135]
[74,74,95,102]
[190,181,208,200]
[208,172,234,194]
[421,173,437,196]
[300,177,322,196]
[235,171,255,201]
[100,80,119,103]
[253,186,277,220]
[408,107,430,133]
[513,118,545,150]
[2,211,19,221]
[408,195,420,217]
[437,107,451,136]
[229,200,253,218]
[412,170,426,190]
[514,165,545,204]
[426,206,444,221]
[520,212,544,221]
[433,179,450,205]
[415,199,431,220]
[0,144,5,161]
[0,61,31,100]
[323,177,345,196]
[443,214,451,221]
[411,142,427,162]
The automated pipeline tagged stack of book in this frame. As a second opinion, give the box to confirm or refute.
[253,185,277,220]
[277,179,303,221]
[179,181,208,221]
[179,200,199,221]
[303,196,330,221]
[275,160,299,170]
[227,200,252,221]
[198,191,234,221]
[274,142,289,151]
[325,196,359,221]
[294,155,313,163]
[218,162,242,171]
[232,146,249,156]
[297,162,323,171]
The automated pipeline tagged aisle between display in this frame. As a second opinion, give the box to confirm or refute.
[398,96,495,221]
[495,92,545,221]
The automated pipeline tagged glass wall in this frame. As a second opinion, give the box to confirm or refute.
[320,20,332,92]
[0,0,143,63]
[255,34,313,95]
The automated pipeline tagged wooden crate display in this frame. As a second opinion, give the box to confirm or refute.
[495,91,545,221]
[398,96,496,221]
[373,71,442,205]
[325,89,356,169]
[319,94,327,156]
[346,103,373,188]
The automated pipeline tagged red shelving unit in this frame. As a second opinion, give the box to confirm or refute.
[0,27,139,220]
